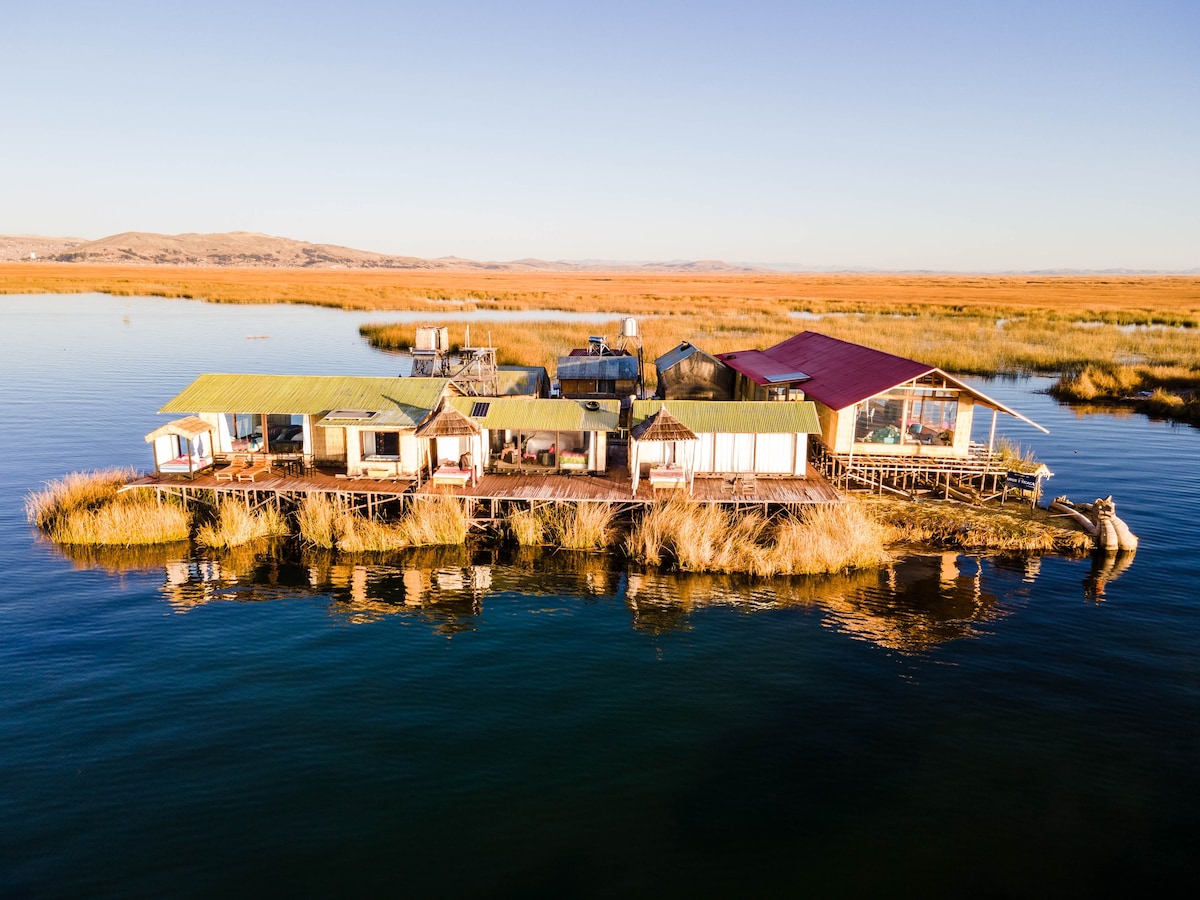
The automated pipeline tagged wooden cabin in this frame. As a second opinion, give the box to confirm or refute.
[423,397,620,481]
[158,374,450,478]
[654,341,734,401]
[628,400,820,494]
[717,331,1045,459]
[556,351,639,402]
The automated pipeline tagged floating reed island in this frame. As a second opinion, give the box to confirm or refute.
[26,318,1139,572]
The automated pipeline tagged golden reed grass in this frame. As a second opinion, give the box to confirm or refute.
[625,496,890,576]
[6,263,1196,410]
[4,264,1197,321]
[25,470,191,545]
[297,493,468,551]
[195,499,289,548]
[507,502,618,549]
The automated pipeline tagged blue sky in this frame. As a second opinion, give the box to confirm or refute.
[2,1,1196,269]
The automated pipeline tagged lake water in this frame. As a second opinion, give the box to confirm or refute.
[2,294,1197,897]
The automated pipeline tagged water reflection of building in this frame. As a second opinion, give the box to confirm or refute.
[49,537,1129,644]
[624,552,1005,654]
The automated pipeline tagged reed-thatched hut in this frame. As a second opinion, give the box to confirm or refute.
[144,416,215,478]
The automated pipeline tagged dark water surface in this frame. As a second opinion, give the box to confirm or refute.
[2,295,1197,897]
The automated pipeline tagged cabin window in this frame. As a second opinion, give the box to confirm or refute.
[596,379,616,394]
[855,388,959,446]
[226,412,264,451]
[265,414,305,452]
[362,431,400,458]
[767,385,804,401]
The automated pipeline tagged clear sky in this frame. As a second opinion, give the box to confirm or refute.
[2,1,1196,270]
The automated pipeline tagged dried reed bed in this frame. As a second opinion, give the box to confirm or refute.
[625,496,890,576]
[864,498,1094,554]
[5,264,1197,320]
[195,499,289,548]
[25,470,191,545]
[8,263,1196,400]
[507,502,617,550]
[297,493,467,552]
[399,494,470,546]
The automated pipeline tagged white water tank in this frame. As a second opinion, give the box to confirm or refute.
[621,316,638,338]
[415,325,449,351]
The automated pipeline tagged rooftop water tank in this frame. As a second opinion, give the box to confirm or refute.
[415,325,449,352]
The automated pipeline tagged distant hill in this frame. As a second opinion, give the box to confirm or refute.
[0,230,761,273]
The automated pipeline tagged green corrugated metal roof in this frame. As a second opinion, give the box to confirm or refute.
[448,397,619,432]
[631,400,820,435]
[161,374,449,428]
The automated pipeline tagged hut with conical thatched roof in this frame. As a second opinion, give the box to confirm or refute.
[416,400,485,482]
[629,404,699,494]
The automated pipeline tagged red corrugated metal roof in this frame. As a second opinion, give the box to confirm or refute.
[718,332,933,410]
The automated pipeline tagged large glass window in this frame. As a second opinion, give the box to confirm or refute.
[855,387,958,446]
[225,412,263,451]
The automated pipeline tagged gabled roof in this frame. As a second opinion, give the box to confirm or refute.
[630,400,821,435]
[447,397,620,432]
[716,331,1046,431]
[719,332,926,408]
[161,374,449,429]
[655,341,724,372]
[557,355,639,380]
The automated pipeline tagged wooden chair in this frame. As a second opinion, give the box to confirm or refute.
[739,473,757,495]
[213,454,248,482]
[236,456,271,482]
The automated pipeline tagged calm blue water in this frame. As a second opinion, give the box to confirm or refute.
[2,295,1197,897]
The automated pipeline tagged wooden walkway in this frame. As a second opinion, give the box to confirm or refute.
[415,469,839,505]
[129,464,839,507]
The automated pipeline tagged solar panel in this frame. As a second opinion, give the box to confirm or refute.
[327,409,377,420]
[470,401,491,418]
[762,372,811,384]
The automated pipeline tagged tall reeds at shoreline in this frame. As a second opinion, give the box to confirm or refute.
[296,493,467,552]
[25,470,191,545]
[625,497,891,576]
[195,499,289,549]
[507,503,617,550]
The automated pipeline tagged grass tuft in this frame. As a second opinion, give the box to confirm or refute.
[399,494,469,546]
[626,497,889,576]
[195,499,289,548]
[26,470,190,545]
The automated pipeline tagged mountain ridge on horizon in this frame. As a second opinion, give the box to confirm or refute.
[0,231,1195,275]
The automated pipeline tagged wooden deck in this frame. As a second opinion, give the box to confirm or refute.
[130,464,840,507]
